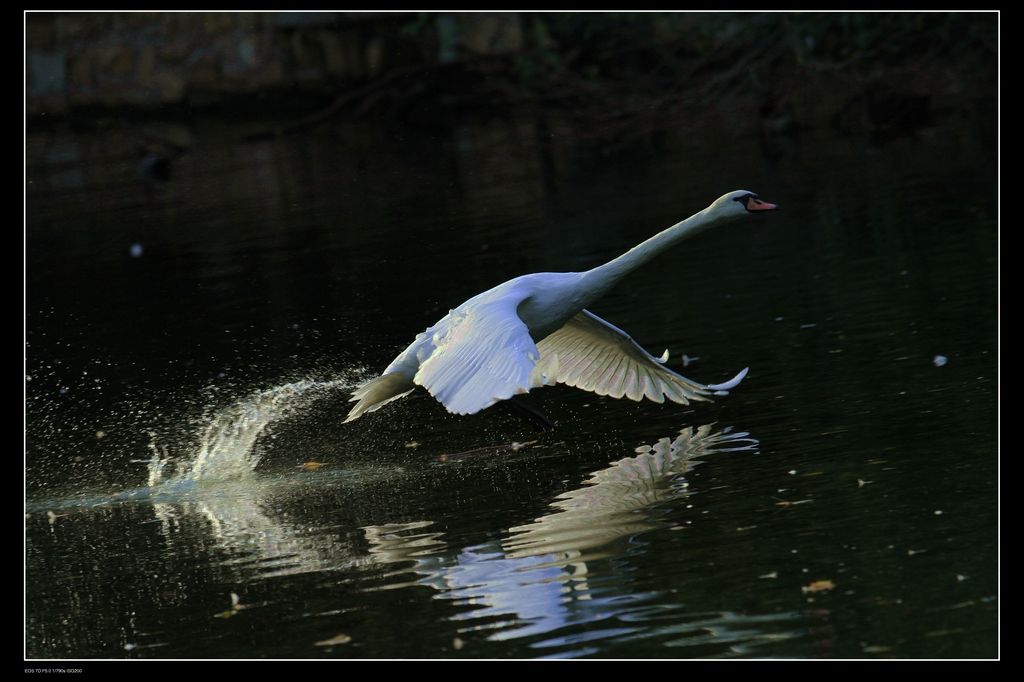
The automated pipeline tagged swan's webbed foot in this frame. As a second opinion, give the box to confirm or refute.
[499,397,555,432]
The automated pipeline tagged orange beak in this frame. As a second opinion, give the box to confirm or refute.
[748,198,779,211]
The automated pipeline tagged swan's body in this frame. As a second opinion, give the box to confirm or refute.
[346,190,778,425]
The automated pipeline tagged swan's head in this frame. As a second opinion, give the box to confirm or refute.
[708,190,779,221]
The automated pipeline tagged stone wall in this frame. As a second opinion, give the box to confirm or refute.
[25,12,525,117]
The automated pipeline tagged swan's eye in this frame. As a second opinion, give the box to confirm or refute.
[734,193,759,208]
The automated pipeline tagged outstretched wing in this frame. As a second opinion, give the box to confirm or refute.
[414,287,549,415]
[533,310,747,404]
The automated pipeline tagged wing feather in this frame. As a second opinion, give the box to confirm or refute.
[535,310,747,406]
[414,288,542,415]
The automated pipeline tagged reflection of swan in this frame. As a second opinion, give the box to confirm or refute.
[359,424,759,644]
[346,191,778,428]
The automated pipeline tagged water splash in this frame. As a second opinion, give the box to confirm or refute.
[147,379,351,486]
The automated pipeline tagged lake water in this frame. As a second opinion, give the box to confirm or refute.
[25,94,998,659]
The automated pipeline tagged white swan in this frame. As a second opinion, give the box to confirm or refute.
[346,190,778,427]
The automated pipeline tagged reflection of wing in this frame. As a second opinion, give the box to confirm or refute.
[415,288,542,415]
[534,310,747,404]
[504,424,759,559]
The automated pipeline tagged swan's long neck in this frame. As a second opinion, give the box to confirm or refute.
[579,205,735,303]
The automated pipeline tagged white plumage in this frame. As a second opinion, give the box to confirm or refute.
[345,190,778,426]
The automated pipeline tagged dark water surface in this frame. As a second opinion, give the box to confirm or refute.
[25,104,997,658]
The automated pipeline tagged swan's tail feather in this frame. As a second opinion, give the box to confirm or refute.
[344,372,415,423]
